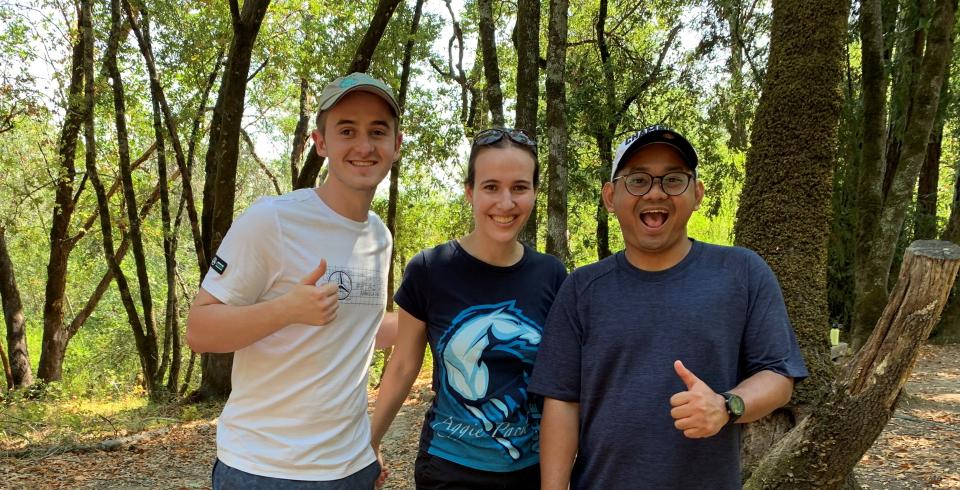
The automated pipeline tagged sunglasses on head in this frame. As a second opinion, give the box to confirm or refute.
[472,128,537,152]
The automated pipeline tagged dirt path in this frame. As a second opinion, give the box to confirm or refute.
[2,345,957,489]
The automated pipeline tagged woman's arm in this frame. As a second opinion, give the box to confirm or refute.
[370,307,428,448]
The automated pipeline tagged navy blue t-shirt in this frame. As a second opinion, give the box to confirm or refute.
[528,240,808,489]
[395,240,568,472]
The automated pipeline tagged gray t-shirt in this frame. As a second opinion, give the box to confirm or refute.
[528,240,808,489]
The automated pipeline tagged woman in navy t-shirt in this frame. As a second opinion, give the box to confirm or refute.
[371,128,567,489]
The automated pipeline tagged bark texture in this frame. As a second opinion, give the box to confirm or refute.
[732,0,849,473]
[545,0,570,266]
[37,1,87,383]
[0,226,31,388]
[515,0,540,248]
[745,240,960,488]
[851,0,957,349]
[196,0,272,400]
[478,0,505,126]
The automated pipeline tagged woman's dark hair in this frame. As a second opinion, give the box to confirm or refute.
[465,129,540,187]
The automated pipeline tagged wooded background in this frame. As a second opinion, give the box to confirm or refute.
[1,0,958,486]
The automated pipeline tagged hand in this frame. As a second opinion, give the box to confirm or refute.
[373,443,389,488]
[669,360,728,438]
[282,259,340,326]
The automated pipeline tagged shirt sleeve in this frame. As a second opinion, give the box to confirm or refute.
[740,252,809,382]
[394,251,429,323]
[529,273,582,401]
[200,198,281,306]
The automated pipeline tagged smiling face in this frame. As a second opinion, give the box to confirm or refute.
[465,146,537,246]
[311,91,401,197]
[602,143,704,271]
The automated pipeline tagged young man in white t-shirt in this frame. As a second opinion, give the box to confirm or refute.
[186,72,402,489]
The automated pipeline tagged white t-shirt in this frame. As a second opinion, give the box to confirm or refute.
[201,188,391,480]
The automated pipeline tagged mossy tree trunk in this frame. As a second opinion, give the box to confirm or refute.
[515,0,540,249]
[851,0,957,350]
[731,0,849,475]
[545,0,570,267]
[745,241,960,488]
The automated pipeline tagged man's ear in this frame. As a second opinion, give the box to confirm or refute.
[393,132,403,162]
[311,129,327,158]
[693,179,705,210]
[601,181,616,212]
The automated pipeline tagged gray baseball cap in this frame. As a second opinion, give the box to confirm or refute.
[317,72,400,117]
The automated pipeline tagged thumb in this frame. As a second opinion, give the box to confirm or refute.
[674,360,700,391]
[300,259,328,285]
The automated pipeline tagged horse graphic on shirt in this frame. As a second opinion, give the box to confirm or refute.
[437,301,541,460]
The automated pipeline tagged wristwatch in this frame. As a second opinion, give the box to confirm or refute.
[721,392,745,425]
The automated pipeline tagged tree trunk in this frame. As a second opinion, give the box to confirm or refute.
[515,0,540,249]
[65,177,168,341]
[124,0,207,278]
[545,0,570,266]
[914,67,949,241]
[195,0,271,401]
[297,0,402,190]
[745,240,960,488]
[37,1,87,383]
[134,3,180,392]
[290,78,310,188]
[852,0,890,347]
[106,0,161,396]
[851,0,956,350]
[732,0,849,475]
[478,0,505,126]
[932,122,960,343]
[387,0,425,312]
[0,226,31,388]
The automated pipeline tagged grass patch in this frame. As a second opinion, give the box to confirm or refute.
[0,388,222,454]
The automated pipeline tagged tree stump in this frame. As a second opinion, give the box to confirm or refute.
[744,240,960,489]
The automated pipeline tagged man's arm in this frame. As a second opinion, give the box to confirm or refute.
[541,397,579,490]
[186,262,339,353]
[670,361,794,438]
[727,369,794,423]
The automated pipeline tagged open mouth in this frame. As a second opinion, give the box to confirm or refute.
[349,160,377,168]
[640,210,668,229]
[491,215,517,225]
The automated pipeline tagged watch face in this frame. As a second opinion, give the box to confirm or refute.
[728,394,745,416]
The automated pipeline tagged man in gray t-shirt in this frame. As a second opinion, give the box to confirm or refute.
[528,125,808,489]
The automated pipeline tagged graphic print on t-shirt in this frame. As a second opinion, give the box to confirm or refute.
[324,266,384,306]
[429,300,542,466]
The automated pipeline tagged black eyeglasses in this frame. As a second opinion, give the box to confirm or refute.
[473,128,537,152]
[612,171,694,196]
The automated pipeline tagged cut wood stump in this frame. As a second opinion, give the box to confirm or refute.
[745,240,960,489]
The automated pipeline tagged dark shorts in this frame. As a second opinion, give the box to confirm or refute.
[212,458,380,490]
[414,450,540,490]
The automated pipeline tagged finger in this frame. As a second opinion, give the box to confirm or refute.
[670,405,694,420]
[300,259,328,285]
[317,281,339,297]
[683,428,705,439]
[669,392,691,407]
[674,417,696,431]
[674,360,700,390]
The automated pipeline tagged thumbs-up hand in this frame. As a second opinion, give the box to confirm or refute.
[669,360,728,438]
[281,259,340,326]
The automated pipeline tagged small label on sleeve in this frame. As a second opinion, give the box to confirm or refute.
[211,255,228,275]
